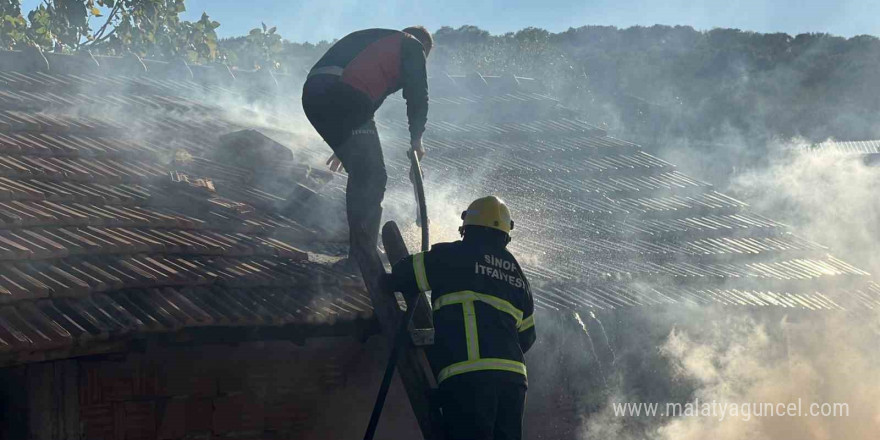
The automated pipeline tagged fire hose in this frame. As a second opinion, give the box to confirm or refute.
[409,149,430,251]
[363,149,430,440]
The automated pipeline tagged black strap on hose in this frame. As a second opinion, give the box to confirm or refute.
[363,291,422,440]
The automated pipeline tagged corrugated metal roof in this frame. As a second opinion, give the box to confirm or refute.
[798,139,880,154]
[0,52,369,362]
[374,73,878,314]
[0,49,875,363]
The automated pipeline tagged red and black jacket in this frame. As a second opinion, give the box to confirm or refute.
[309,28,429,140]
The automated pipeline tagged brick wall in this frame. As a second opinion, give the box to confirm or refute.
[2,335,420,440]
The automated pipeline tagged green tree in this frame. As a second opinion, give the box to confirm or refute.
[26,0,96,49]
[0,0,28,49]
[2,0,221,63]
[222,22,282,70]
[96,0,221,63]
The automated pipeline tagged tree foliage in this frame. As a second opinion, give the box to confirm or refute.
[97,0,221,63]
[0,1,28,49]
[219,22,282,70]
[0,0,308,70]
[1,0,221,63]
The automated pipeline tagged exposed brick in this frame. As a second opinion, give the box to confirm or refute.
[79,362,103,406]
[114,402,126,439]
[241,393,266,433]
[131,362,161,398]
[80,403,114,440]
[101,375,133,402]
[212,394,243,434]
[185,397,213,434]
[157,398,186,440]
[164,368,216,398]
[212,393,264,434]
[122,401,156,440]
[264,397,313,432]
[216,363,244,395]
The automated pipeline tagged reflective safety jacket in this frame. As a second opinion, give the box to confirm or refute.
[392,240,536,387]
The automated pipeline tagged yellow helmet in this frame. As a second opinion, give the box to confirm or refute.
[461,196,514,234]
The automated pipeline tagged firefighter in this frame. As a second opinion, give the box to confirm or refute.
[302,26,432,261]
[391,196,537,440]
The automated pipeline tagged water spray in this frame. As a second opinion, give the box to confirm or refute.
[575,311,609,390]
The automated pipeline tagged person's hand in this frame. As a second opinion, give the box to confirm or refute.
[326,153,344,173]
[411,137,426,160]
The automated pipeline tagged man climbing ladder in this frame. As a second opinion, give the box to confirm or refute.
[391,196,537,440]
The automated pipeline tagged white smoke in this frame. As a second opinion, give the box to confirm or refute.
[731,143,880,274]
[578,142,880,440]
[658,311,880,440]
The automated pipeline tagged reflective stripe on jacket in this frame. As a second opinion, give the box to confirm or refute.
[393,240,536,386]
